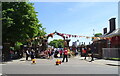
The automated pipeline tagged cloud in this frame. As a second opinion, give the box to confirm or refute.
[68,8,74,11]
[67,2,96,12]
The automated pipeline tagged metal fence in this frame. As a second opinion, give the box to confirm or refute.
[102,48,120,58]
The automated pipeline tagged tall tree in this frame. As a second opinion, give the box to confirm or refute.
[49,39,64,48]
[94,33,102,37]
[2,2,46,46]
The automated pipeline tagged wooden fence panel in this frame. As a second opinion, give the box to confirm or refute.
[102,48,120,58]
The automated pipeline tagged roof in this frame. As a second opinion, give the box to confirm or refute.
[93,28,120,42]
[99,33,108,37]
[105,28,120,37]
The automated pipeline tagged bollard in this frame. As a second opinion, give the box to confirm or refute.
[56,59,61,65]
[32,59,36,64]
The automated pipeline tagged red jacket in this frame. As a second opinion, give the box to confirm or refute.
[59,50,62,54]
[64,50,68,55]
[82,50,86,53]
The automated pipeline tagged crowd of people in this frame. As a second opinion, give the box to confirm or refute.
[82,47,94,62]
[25,48,70,62]
[25,46,95,62]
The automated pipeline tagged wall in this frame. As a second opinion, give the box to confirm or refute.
[102,48,120,58]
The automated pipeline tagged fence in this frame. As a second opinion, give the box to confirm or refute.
[102,48,120,58]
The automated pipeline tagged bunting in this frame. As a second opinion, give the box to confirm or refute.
[26,32,112,42]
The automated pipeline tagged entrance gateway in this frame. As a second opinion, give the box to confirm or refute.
[47,31,71,48]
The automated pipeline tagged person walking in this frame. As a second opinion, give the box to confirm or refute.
[82,48,87,60]
[59,49,63,58]
[54,50,59,58]
[48,49,52,59]
[83,48,87,60]
[62,48,68,62]
[89,44,94,62]
[30,49,35,60]
[26,49,30,60]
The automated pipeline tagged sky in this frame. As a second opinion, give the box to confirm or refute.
[32,2,118,46]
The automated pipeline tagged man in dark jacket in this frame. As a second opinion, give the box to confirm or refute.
[30,49,35,60]
[54,50,59,58]
[89,43,94,62]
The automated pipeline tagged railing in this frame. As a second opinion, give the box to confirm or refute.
[102,48,120,58]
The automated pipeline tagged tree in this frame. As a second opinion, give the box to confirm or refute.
[2,2,46,47]
[49,39,64,48]
[2,2,46,60]
[94,33,102,37]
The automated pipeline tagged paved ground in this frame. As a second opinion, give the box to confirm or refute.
[1,56,120,75]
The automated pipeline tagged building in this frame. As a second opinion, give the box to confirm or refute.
[93,18,120,58]
[102,28,120,59]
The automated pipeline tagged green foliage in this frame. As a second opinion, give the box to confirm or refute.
[49,39,64,48]
[10,47,14,50]
[94,33,102,37]
[2,2,46,48]
[14,42,23,50]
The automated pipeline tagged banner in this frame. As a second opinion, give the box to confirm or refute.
[26,32,111,42]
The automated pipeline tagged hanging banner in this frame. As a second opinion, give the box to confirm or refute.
[26,31,112,42]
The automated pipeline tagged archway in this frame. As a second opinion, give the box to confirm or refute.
[47,31,71,48]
